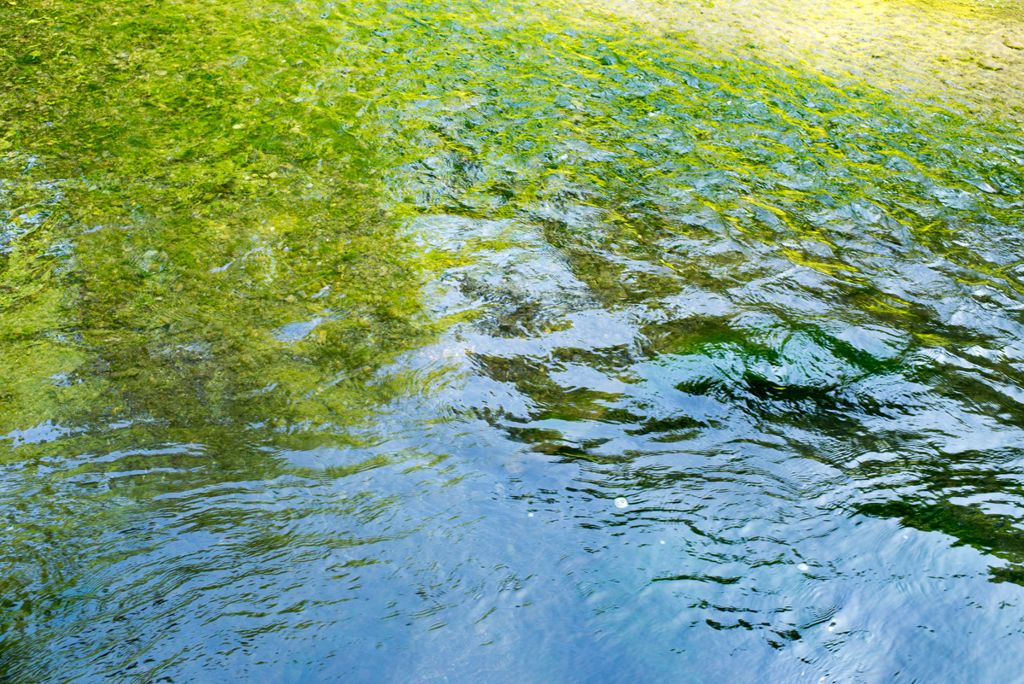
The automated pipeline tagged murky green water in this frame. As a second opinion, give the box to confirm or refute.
[3,0,1024,681]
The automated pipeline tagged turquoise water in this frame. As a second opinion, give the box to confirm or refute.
[3,0,1024,681]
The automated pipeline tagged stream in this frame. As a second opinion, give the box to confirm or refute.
[2,0,1024,681]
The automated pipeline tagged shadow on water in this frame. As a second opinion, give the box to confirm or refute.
[3,0,1024,681]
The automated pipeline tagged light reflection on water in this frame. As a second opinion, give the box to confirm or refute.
[3,0,1024,681]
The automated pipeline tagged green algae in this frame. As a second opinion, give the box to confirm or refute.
[3,0,1021,454]
[1,0,441,467]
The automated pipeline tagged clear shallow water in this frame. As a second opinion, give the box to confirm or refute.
[3,0,1024,681]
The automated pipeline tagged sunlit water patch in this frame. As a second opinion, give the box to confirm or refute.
[2,0,1024,681]
[585,0,1024,123]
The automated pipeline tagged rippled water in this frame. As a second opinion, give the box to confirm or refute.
[3,0,1024,681]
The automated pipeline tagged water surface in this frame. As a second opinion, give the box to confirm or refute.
[2,0,1024,681]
